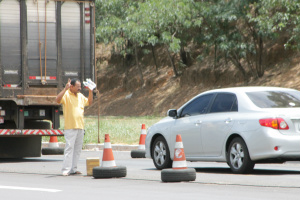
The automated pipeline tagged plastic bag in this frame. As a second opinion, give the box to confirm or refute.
[83,78,96,90]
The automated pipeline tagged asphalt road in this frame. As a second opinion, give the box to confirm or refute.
[1,150,300,200]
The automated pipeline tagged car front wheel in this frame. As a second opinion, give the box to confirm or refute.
[227,137,255,174]
[152,136,172,170]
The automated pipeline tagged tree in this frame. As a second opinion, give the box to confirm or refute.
[95,0,144,84]
[95,0,300,84]
[197,0,300,81]
[96,0,202,79]
[137,0,202,76]
[250,0,300,50]
[197,0,259,81]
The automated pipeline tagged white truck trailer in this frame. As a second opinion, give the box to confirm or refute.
[0,0,96,158]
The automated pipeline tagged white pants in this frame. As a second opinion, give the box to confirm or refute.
[61,129,84,174]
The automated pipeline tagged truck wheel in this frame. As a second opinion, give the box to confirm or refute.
[131,150,146,158]
[161,168,196,182]
[42,147,64,155]
[93,166,127,178]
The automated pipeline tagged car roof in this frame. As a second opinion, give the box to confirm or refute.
[176,86,299,112]
[202,86,297,94]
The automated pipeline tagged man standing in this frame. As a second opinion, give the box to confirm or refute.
[56,78,93,176]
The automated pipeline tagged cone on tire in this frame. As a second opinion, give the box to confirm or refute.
[161,134,196,182]
[101,134,116,167]
[42,136,64,155]
[131,124,147,158]
[93,134,127,178]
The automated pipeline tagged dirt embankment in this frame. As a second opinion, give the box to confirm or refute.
[85,43,300,116]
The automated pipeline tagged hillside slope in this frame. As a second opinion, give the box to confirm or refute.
[85,44,300,116]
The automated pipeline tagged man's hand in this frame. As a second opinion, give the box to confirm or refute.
[56,79,71,104]
[65,79,71,90]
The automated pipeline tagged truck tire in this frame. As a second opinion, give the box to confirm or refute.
[130,150,146,158]
[42,147,64,155]
[24,120,51,129]
[161,168,196,182]
[93,166,127,178]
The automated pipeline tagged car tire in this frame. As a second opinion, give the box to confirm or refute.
[161,168,196,182]
[93,166,127,178]
[131,150,146,158]
[226,137,255,174]
[152,136,173,170]
[42,147,64,155]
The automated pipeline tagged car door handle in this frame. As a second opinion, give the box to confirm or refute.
[194,120,202,126]
[224,118,232,124]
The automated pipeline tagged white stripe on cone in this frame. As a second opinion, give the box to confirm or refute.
[104,142,112,148]
[101,160,116,167]
[174,141,184,149]
[172,160,187,168]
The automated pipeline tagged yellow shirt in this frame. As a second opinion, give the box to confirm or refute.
[60,89,89,130]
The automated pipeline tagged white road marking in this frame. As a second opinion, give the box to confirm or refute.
[0,185,62,193]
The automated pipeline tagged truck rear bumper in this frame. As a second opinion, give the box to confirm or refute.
[0,129,64,136]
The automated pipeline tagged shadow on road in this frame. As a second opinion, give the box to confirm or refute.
[143,166,300,175]
[194,167,300,175]
[0,158,61,163]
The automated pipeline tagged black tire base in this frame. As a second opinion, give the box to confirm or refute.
[93,166,127,178]
[161,168,196,182]
[42,147,64,155]
[131,150,146,158]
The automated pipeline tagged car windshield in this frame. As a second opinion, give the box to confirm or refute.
[246,90,300,108]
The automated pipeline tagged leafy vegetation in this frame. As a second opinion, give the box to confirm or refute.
[42,116,162,145]
[95,0,300,83]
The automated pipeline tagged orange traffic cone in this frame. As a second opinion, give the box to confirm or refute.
[161,134,196,182]
[131,124,147,158]
[42,122,64,155]
[93,134,127,178]
[101,134,116,167]
[172,134,187,169]
[49,136,59,148]
[138,124,147,150]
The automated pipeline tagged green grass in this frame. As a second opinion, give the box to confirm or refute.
[42,116,162,146]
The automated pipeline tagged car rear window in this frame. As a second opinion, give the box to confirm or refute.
[246,91,300,108]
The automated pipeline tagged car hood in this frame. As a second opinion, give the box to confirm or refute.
[147,116,174,135]
[156,116,174,124]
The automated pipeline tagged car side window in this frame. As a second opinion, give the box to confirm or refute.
[210,93,238,113]
[231,98,238,111]
[180,94,214,117]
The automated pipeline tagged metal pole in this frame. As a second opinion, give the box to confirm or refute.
[92,2,100,144]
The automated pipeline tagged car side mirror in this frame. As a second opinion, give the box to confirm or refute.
[167,109,177,118]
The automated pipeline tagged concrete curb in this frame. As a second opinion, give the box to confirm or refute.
[42,142,138,151]
[84,144,138,151]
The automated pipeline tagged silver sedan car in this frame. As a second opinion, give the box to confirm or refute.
[145,87,300,173]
